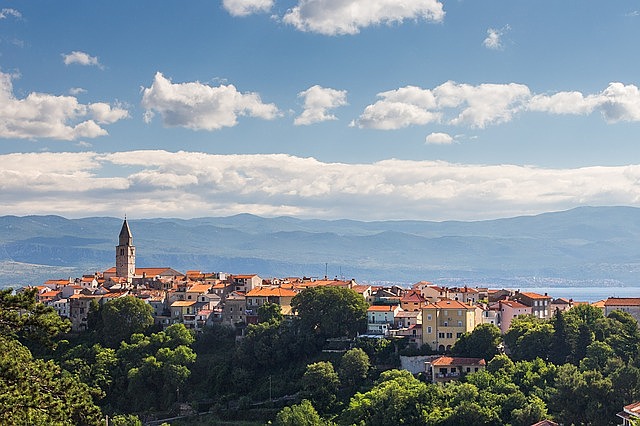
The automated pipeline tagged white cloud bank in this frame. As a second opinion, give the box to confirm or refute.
[62,51,102,68]
[141,72,280,130]
[222,0,274,16]
[0,71,129,140]
[355,81,640,130]
[3,150,640,221]
[283,0,445,35]
[294,85,347,125]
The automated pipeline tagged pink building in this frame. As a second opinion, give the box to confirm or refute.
[497,300,531,333]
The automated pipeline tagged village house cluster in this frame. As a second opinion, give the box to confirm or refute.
[29,219,640,356]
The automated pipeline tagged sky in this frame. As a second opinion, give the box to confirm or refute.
[1,0,640,221]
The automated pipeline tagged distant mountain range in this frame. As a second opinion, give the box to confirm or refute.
[2,206,640,289]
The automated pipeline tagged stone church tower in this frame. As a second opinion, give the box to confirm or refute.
[115,218,136,281]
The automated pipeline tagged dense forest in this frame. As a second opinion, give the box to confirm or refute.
[2,286,640,425]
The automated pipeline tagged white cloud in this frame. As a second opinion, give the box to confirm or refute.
[141,72,281,130]
[598,82,640,122]
[528,91,600,115]
[69,87,87,95]
[283,0,445,36]
[0,8,21,19]
[528,82,640,122]
[356,81,640,131]
[294,85,347,125]
[483,25,510,50]
[62,51,103,68]
[0,71,129,140]
[223,0,274,16]
[425,132,453,144]
[88,102,130,124]
[355,81,529,129]
[3,150,640,221]
[435,81,530,128]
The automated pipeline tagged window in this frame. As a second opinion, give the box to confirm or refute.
[456,332,462,338]
[444,310,448,316]
[457,321,462,327]
[438,332,445,338]
[427,314,432,321]
[443,321,448,326]
[446,332,453,338]
[427,326,432,333]
[457,310,462,316]
[451,367,457,373]
[466,367,471,372]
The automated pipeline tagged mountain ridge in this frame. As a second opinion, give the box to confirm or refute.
[1,206,640,289]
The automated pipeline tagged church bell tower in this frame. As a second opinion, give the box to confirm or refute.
[115,218,136,281]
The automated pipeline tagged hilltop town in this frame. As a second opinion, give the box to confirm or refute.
[28,219,640,353]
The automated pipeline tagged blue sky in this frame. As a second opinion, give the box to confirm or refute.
[1,1,640,221]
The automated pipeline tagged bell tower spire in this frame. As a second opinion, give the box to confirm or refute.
[116,217,136,281]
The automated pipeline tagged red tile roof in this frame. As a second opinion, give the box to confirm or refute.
[500,300,530,309]
[604,297,640,306]
[519,292,550,299]
[424,299,475,309]
[430,356,486,366]
[368,305,399,312]
[246,287,297,297]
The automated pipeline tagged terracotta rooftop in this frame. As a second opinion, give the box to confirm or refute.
[518,292,551,299]
[171,300,197,307]
[424,299,475,309]
[604,297,640,306]
[246,287,297,297]
[429,356,486,366]
[500,300,530,309]
[368,305,400,312]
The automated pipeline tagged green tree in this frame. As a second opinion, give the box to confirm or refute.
[339,347,370,388]
[504,316,553,361]
[101,296,154,347]
[109,413,143,426]
[0,287,70,348]
[550,363,616,426]
[0,336,103,425]
[301,361,340,414]
[510,395,547,426]
[487,354,515,376]
[549,308,572,365]
[451,323,502,361]
[61,343,118,401]
[340,369,443,426]
[604,310,640,363]
[110,324,196,412]
[258,301,283,324]
[579,341,615,372]
[275,400,324,426]
[292,286,368,338]
[444,401,500,426]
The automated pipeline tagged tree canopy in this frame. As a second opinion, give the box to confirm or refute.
[100,296,154,347]
[291,286,368,338]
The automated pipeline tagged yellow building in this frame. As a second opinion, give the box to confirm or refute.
[421,299,477,352]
